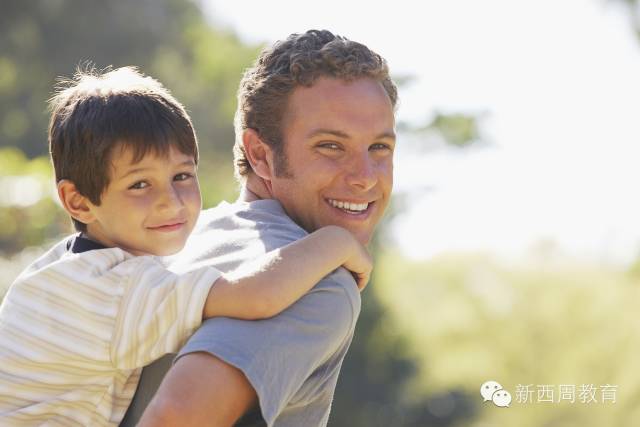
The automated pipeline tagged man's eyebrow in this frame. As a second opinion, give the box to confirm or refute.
[306,129,396,140]
[116,160,195,180]
[306,129,350,139]
[376,131,396,141]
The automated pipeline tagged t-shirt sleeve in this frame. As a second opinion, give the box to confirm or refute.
[109,259,222,369]
[176,266,361,426]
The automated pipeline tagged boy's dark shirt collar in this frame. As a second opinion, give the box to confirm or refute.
[66,234,108,254]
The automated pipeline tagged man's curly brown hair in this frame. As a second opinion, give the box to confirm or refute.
[233,29,398,180]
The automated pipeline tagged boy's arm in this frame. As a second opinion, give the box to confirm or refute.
[202,225,370,320]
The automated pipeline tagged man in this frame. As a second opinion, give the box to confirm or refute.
[122,29,397,427]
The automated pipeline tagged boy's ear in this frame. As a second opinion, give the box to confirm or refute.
[56,180,95,226]
[242,128,275,181]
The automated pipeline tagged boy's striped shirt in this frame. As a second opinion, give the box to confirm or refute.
[0,236,220,426]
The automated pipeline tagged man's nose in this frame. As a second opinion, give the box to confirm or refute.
[346,153,377,191]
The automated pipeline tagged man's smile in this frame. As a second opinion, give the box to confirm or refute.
[325,198,375,216]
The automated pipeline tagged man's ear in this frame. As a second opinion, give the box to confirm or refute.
[242,129,275,181]
[57,180,95,226]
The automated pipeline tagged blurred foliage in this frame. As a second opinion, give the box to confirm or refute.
[417,113,483,149]
[375,252,640,427]
[616,0,640,38]
[428,113,482,148]
[628,254,640,279]
[0,147,70,255]
[0,0,258,160]
[397,111,485,153]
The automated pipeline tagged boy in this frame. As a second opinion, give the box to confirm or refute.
[0,66,371,426]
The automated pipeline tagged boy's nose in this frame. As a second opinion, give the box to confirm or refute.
[157,185,184,212]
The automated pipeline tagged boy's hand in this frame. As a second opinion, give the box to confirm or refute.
[342,240,372,291]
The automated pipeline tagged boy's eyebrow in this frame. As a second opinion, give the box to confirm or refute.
[117,160,196,180]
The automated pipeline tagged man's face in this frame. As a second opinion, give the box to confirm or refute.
[269,77,395,244]
[85,145,202,256]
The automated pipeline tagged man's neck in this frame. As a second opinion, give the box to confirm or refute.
[238,186,260,202]
[238,174,273,202]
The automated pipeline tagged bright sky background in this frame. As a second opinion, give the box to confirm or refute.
[201,0,640,265]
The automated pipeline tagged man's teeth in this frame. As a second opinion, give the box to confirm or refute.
[328,199,369,212]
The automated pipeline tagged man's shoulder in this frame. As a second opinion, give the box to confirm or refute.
[199,199,299,226]
[196,199,307,248]
[169,199,307,272]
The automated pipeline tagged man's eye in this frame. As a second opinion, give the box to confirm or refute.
[129,181,149,190]
[318,143,341,150]
[174,173,193,181]
[370,143,392,151]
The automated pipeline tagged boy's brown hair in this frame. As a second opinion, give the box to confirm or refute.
[49,66,198,232]
[233,29,398,180]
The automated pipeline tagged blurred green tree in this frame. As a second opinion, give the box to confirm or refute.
[0,0,257,161]
[0,147,69,254]
[374,251,640,427]
[617,0,640,37]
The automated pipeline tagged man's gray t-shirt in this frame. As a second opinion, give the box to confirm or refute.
[120,199,361,427]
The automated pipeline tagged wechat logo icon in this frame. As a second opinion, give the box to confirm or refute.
[480,380,511,408]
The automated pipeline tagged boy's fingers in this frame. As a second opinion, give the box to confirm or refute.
[355,272,370,291]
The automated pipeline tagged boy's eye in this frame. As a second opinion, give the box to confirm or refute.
[129,181,149,190]
[174,173,193,181]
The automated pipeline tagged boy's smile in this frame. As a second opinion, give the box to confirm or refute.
[84,145,201,256]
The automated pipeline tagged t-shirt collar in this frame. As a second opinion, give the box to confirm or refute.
[66,233,108,254]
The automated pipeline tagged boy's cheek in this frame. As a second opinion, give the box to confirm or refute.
[184,186,201,206]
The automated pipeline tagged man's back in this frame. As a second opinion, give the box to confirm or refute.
[122,199,361,426]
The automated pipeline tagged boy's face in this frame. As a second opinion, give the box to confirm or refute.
[85,145,201,256]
